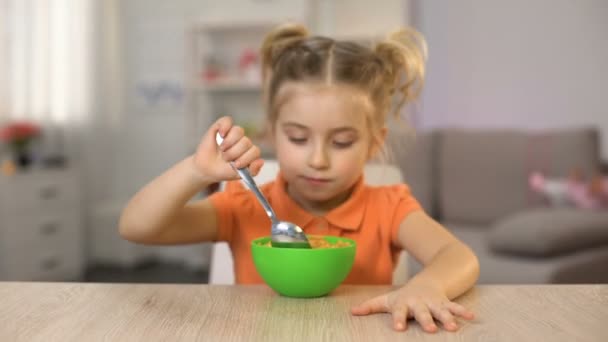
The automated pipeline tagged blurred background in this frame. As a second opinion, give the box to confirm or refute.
[0,0,606,284]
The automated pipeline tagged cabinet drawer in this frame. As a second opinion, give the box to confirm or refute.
[0,173,80,213]
[0,212,83,280]
[1,211,82,247]
[0,244,83,281]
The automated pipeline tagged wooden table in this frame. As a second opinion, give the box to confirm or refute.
[0,283,606,341]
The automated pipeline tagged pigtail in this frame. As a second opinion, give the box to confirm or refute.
[375,28,427,119]
[260,23,309,79]
[260,23,309,118]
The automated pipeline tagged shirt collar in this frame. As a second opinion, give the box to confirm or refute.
[270,172,367,231]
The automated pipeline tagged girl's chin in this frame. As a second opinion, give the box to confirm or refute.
[293,188,333,200]
[290,184,347,204]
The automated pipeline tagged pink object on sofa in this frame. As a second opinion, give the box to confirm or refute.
[568,180,601,210]
[529,172,608,210]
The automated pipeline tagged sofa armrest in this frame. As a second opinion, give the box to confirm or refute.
[487,208,608,257]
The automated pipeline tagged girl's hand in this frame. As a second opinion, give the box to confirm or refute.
[192,116,264,183]
[351,280,475,333]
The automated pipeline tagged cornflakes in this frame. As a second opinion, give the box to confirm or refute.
[262,236,350,248]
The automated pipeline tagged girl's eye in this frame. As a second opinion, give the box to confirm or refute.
[333,141,354,149]
[288,137,307,145]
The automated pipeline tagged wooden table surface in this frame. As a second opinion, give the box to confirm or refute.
[0,282,606,341]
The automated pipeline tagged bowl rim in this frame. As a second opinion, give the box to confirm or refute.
[251,235,356,250]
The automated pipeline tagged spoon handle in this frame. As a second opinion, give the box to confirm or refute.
[215,133,278,223]
[234,167,278,223]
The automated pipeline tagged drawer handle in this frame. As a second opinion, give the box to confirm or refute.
[39,186,59,200]
[40,257,60,270]
[40,222,60,235]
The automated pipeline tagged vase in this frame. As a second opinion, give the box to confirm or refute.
[15,151,32,169]
[11,143,33,170]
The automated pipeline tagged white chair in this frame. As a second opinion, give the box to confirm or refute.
[208,161,409,285]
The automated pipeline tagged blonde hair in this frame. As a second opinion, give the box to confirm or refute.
[260,23,427,152]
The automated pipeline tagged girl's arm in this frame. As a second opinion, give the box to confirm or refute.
[397,211,479,299]
[351,211,479,332]
[119,156,220,244]
[119,116,264,245]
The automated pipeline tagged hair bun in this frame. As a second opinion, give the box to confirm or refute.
[375,28,427,104]
[261,23,309,71]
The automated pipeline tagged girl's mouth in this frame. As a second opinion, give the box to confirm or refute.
[301,176,331,185]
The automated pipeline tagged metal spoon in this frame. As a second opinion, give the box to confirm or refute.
[215,133,311,248]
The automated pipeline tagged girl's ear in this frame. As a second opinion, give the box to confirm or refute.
[368,127,388,160]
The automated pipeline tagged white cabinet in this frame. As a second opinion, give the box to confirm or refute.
[0,169,84,281]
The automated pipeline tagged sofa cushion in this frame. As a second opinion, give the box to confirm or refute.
[438,128,600,225]
[407,222,608,284]
[439,130,528,225]
[488,208,608,257]
[386,127,436,215]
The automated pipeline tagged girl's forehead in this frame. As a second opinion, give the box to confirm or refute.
[276,83,372,129]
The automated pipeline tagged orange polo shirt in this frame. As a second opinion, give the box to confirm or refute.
[209,172,422,285]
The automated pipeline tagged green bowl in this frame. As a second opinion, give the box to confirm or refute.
[251,236,356,298]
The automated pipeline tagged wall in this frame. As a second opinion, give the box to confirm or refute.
[416,0,608,159]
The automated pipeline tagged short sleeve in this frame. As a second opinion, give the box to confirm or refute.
[208,180,250,242]
[389,184,423,246]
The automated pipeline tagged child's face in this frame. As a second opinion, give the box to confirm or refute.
[273,83,376,205]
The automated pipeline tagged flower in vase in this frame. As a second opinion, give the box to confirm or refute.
[0,121,42,168]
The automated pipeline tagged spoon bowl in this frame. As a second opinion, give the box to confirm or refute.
[215,132,311,248]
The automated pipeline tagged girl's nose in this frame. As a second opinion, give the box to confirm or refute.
[307,142,330,170]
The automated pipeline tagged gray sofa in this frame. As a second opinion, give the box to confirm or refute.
[387,127,608,284]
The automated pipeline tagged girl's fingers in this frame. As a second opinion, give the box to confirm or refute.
[429,303,458,331]
[198,116,232,155]
[233,145,261,169]
[392,306,409,331]
[219,126,244,151]
[412,303,437,333]
[248,159,265,176]
[446,302,475,320]
[222,137,252,162]
[351,296,389,316]
[215,116,233,139]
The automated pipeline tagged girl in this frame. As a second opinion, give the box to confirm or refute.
[120,23,479,333]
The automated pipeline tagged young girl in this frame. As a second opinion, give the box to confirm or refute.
[120,23,479,333]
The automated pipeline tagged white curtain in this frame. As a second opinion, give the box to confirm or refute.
[1,0,128,201]
[0,0,93,157]
[83,0,126,204]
